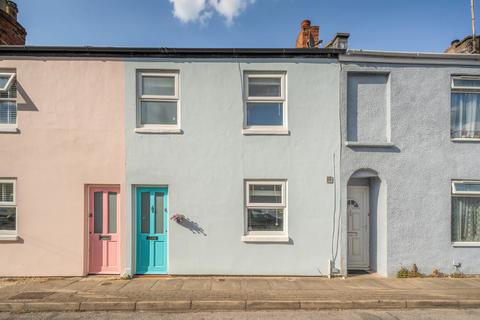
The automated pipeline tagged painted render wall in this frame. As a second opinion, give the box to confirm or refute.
[340,58,480,277]
[0,59,125,276]
[124,59,341,276]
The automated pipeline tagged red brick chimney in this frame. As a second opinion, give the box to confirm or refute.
[0,0,26,45]
[295,20,319,48]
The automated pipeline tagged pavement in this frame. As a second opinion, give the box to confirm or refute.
[2,309,480,320]
[0,275,480,313]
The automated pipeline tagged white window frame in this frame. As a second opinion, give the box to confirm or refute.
[451,180,480,247]
[0,73,15,92]
[0,179,17,238]
[0,72,17,132]
[135,71,181,134]
[243,72,288,135]
[451,76,480,91]
[242,180,288,242]
[451,76,480,141]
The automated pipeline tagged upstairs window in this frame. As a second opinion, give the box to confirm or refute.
[137,71,180,132]
[244,72,287,134]
[451,76,480,139]
[0,73,17,128]
[0,179,16,235]
[452,181,480,243]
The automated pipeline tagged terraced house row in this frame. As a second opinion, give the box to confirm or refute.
[0,38,480,277]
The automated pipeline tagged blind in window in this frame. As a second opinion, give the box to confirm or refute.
[0,182,14,203]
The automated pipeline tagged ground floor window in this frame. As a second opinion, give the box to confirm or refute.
[244,180,287,240]
[452,181,480,243]
[0,179,16,234]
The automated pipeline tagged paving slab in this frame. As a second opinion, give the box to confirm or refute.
[136,300,190,311]
[180,279,212,291]
[151,278,184,291]
[191,300,245,311]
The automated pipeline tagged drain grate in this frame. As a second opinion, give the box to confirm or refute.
[10,291,54,300]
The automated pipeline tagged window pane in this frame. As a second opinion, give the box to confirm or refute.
[246,103,283,126]
[248,208,284,231]
[0,207,15,231]
[248,77,281,97]
[452,197,480,242]
[249,184,283,203]
[155,192,164,234]
[142,76,175,96]
[93,192,103,234]
[140,101,177,125]
[453,78,480,88]
[108,192,117,234]
[0,74,11,90]
[0,102,16,125]
[140,192,150,234]
[451,93,480,138]
[454,183,480,193]
[0,182,14,203]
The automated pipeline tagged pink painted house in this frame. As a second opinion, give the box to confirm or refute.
[0,57,125,276]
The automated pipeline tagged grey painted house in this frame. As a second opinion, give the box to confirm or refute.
[123,50,343,276]
[339,51,480,277]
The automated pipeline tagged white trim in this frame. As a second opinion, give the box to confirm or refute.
[451,180,480,195]
[241,235,289,243]
[134,127,183,134]
[243,72,288,132]
[451,138,480,142]
[0,125,18,133]
[242,128,290,135]
[0,73,15,92]
[451,76,480,91]
[136,71,181,132]
[246,180,286,207]
[452,242,480,247]
[345,141,395,148]
[0,234,18,241]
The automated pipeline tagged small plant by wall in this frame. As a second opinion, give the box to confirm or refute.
[396,264,424,278]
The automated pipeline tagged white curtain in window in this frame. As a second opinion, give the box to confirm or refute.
[451,93,480,138]
[452,197,480,242]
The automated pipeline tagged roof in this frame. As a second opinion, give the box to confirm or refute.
[341,49,480,65]
[0,46,344,58]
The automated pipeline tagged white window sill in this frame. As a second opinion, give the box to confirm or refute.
[451,138,480,142]
[452,242,480,247]
[0,126,19,133]
[134,128,183,134]
[241,235,289,243]
[242,129,290,136]
[345,141,394,148]
[0,234,19,241]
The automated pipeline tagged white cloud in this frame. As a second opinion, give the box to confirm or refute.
[169,0,255,24]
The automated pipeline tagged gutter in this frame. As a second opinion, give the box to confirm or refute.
[341,49,480,65]
[0,46,345,58]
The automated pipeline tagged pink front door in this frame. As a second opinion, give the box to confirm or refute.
[88,186,120,274]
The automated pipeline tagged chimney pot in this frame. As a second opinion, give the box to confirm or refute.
[296,19,319,48]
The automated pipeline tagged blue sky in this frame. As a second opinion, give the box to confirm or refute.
[14,0,477,52]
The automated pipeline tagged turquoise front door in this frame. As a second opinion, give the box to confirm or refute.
[136,187,168,274]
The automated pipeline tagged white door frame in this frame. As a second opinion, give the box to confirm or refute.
[347,186,370,270]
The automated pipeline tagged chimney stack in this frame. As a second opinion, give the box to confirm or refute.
[0,0,26,45]
[296,20,320,48]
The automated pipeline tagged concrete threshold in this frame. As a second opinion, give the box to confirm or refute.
[0,299,479,313]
